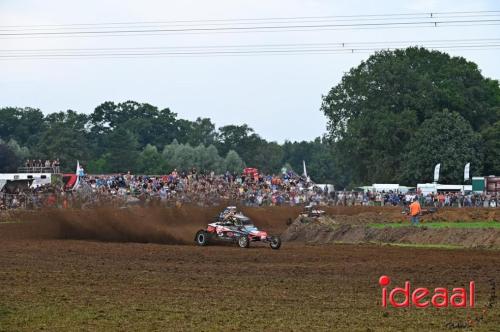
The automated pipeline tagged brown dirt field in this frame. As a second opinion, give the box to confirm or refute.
[0,240,499,331]
[0,206,499,331]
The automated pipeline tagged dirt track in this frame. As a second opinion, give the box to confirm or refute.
[0,239,499,331]
[0,206,499,331]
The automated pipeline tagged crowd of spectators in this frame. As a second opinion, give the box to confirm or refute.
[357,191,499,208]
[20,159,61,173]
[0,184,63,210]
[83,169,323,207]
[1,168,499,210]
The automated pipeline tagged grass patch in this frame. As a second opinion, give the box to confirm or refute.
[381,242,465,250]
[0,220,22,224]
[369,221,500,229]
[331,241,499,250]
[0,305,11,318]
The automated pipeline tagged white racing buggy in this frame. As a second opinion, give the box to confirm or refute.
[299,204,325,218]
[194,208,281,249]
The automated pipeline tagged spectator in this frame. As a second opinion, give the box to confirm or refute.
[54,159,60,173]
[409,197,422,226]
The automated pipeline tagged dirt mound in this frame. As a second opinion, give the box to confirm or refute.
[0,206,222,244]
[425,208,500,222]
[0,205,295,244]
[282,217,500,248]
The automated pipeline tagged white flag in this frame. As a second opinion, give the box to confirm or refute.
[433,163,441,183]
[73,161,81,190]
[76,161,85,177]
[464,163,470,182]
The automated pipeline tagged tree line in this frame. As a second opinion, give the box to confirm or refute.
[1,47,499,187]
[0,102,332,181]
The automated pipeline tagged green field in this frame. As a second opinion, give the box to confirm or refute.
[369,221,500,229]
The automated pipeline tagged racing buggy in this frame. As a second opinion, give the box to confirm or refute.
[194,209,281,250]
[299,204,325,218]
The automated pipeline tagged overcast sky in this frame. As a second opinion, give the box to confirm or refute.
[1,0,499,142]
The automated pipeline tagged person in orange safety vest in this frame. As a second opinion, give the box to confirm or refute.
[409,197,422,226]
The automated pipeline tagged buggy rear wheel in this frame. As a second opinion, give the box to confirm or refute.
[269,236,281,250]
[195,230,209,246]
[238,236,250,248]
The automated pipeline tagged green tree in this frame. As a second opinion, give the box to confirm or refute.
[401,110,482,183]
[305,138,336,184]
[333,110,417,185]
[138,144,166,174]
[194,144,223,172]
[0,143,20,172]
[482,121,500,175]
[223,150,245,173]
[249,141,284,174]
[4,139,30,161]
[102,127,139,173]
[163,141,196,171]
[36,125,90,172]
[282,140,314,174]
[321,47,500,185]
[216,124,262,164]
[30,110,91,171]
[90,101,179,150]
[87,157,108,174]
[0,107,46,146]
[177,118,217,146]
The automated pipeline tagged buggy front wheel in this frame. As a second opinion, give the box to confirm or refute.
[269,236,281,250]
[195,230,209,246]
[238,236,250,248]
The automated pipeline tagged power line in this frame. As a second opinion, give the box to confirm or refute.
[0,9,499,37]
[1,19,499,37]
[2,22,499,40]
[2,13,500,32]
[1,11,497,60]
[1,44,498,60]
[1,10,499,29]
[2,49,498,61]
[2,38,500,53]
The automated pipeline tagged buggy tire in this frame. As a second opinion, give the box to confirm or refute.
[238,236,250,248]
[269,236,282,250]
[195,230,209,246]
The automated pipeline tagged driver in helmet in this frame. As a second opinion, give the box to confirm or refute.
[220,206,236,218]
[219,206,239,225]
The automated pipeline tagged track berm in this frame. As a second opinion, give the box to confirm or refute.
[1,206,499,248]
